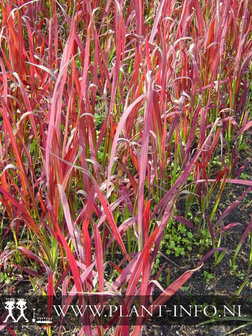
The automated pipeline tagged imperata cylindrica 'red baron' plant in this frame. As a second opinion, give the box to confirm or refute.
[0,0,251,335]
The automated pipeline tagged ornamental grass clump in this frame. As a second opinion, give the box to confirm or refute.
[0,0,251,335]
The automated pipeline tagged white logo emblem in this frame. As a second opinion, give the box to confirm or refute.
[3,298,29,323]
